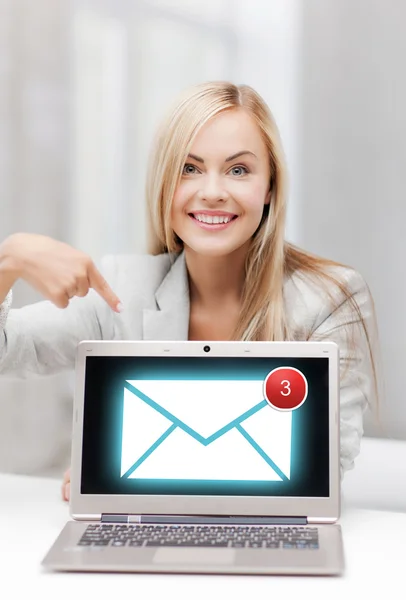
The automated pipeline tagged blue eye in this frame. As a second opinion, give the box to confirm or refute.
[182,163,198,175]
[230,165,249,176]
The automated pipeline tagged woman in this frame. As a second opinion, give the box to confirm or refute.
[0,81,378,501]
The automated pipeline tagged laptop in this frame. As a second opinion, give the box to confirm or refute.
[41,340,344,575]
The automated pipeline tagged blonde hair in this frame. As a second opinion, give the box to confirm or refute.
[146,81,379,404]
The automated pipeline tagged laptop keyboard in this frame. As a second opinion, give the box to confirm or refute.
[78,524,319,549]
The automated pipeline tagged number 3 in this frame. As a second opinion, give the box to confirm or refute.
[280,379,291,396]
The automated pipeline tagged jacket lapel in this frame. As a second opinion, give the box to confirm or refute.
[142,252,190,340]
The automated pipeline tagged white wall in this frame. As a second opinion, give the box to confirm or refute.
[298,0,406,439]
[0,0,73,475]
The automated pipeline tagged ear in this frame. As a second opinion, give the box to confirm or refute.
[264,189,271,205]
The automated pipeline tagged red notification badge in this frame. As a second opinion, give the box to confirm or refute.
[264,367,308,411]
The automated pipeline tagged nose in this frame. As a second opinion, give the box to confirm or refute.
[198,173,229,204]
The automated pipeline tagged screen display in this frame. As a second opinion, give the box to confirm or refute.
[81,356,330,497]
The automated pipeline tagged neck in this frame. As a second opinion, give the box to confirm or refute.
[185,243,249,309]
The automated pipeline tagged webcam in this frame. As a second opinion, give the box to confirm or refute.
[203,345,211,353]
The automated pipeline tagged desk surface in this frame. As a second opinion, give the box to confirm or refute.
[1,473,404,599]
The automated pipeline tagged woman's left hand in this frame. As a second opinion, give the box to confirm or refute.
[61,467,71,502]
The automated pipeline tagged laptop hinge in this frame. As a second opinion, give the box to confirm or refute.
[102,515,308,525]
[139,516,308,525]
[101,514,139,524]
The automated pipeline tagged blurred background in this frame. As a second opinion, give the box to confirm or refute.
[0,0,404,477]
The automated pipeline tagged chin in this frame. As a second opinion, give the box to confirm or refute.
[183,240,250,259]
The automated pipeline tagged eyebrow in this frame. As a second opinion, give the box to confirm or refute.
[187,150,257,164]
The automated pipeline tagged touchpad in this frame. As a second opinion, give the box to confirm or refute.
[153,548,235,565]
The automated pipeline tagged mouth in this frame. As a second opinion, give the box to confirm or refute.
[188,211,238,230]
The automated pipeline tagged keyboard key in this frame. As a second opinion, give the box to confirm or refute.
[111,540,127,547]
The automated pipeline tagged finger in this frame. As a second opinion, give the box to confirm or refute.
[61,479,69,501]
[53,290,70,309]
[88,263,122,312]
[75,276,90,298]
[63,467,70,484]
[67,285,78,300]
[64,482,70,502]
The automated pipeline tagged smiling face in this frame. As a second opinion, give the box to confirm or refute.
[171,108,271,258]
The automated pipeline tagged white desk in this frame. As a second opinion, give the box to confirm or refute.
[0,473,405,599]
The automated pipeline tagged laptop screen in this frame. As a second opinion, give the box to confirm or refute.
[80,356,330,498]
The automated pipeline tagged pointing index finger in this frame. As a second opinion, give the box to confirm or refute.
[88,263,122,312]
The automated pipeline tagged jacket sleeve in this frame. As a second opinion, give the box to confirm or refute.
[309,269,378,478]
[0,256,116,378]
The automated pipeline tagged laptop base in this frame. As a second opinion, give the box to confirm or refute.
[41,521,345,576]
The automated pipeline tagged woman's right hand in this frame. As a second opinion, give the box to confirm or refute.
[0,233,121,311]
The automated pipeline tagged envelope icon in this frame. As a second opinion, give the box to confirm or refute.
[121,379,292,482]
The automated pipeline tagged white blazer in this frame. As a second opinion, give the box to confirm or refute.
[0,251,375,476]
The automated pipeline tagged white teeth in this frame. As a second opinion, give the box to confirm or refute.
[194,214,232,224]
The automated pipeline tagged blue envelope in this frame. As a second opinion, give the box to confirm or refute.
[121,379,292,482]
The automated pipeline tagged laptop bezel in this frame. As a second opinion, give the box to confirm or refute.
[69,340,340,522]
